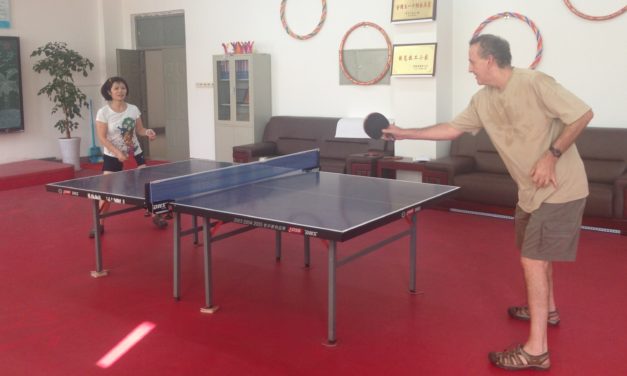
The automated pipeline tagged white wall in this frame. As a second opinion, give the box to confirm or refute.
[0,0,108,163]
[2,0,626,164]
[451,1,627,127]
[99,0,627,161]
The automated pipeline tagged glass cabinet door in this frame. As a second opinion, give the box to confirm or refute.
[235,58,250,122]
[216,60,231,121]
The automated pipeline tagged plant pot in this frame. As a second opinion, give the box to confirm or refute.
[58,137,81,171]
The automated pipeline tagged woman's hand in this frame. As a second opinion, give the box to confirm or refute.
[145,129,156,141]
[114,149,128,162]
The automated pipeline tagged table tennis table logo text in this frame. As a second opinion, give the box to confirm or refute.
[59,189,79,197]
[286,227,319,237]
[84,193,126,204]
[233,218,317,236]
[234,217,286,231]
[151,202,169,213]
[87,193,101,200]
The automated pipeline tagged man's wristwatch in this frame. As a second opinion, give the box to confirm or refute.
[549,145,562,158]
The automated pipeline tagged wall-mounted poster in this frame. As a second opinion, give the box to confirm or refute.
[0,0,10,28]
[391,0,436,23]
[0,36,24,133]
[392,43,437,77]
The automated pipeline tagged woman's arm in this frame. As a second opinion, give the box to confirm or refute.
[134,117,156,140]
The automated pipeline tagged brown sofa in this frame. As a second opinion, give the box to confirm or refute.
[422,127,627,234]
[232,116,394,173]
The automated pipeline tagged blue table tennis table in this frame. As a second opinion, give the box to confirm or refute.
[46,159,231,277]
[146,150,458,345]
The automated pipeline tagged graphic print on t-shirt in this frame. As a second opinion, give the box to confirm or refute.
[117,117,137,155]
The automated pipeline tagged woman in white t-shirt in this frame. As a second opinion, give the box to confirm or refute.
[89,76,167,238]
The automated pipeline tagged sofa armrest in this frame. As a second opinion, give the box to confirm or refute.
[233,142,277,163]
[614,172,627,219]
[423,156,476,184]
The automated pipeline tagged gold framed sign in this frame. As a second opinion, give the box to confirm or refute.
[392,43,437,77]
[391,0,437,23]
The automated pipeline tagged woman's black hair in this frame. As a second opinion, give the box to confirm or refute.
[100,76,129,101]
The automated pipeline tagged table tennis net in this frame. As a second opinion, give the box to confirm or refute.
[146,149,320,210]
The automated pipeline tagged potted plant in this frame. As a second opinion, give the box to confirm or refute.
[31,42,94,170]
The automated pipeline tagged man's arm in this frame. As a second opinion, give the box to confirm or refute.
[550,109,594,154]
[382,122,465,141]
[530,109,594,188]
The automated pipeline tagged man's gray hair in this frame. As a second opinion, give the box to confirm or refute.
[469,34,512,68]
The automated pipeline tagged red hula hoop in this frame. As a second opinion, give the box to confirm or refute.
[563,0,626,21]
[472,12,543,70]
[280,0,327,40]
[339,22,393,86]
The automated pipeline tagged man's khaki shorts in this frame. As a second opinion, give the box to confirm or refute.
[515,198,586,261]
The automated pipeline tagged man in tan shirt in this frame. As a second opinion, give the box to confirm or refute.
[383,34,593,371]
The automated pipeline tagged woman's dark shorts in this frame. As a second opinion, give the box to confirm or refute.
[102,153,146,172]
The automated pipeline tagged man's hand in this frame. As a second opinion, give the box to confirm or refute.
[381,123,403,141]
[530,152,558,188]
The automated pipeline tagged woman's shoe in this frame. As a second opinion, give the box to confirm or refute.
[152,215,168,229]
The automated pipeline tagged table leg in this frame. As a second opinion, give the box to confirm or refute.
[201,216,219,313]
[173,212,181,300]
[326,240,337,346]
[409,212,417,293]
[192,215,199,244]
[304,235,310,268]
[90,199,108,278]
[275,230,282,261]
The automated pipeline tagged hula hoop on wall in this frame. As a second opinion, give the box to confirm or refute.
[280,0,327,40]
[563,0,626,21]
[472,12,543,70]
[339,22,393,86]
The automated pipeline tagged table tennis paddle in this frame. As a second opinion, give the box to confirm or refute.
[363,112,390,139]
[123,141,137,169]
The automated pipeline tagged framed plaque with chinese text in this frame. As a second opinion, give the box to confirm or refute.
[391,0,436,23]
[392,43,437,77]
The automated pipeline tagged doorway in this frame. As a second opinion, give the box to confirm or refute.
[116,11,189,161]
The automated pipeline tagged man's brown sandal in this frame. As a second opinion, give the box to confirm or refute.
[508,306,560,326]
[489,344,550,371]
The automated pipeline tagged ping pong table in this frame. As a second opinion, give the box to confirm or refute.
[46,159,231,277]
[146,150,458,345]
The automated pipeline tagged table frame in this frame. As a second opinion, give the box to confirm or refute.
[172,206,421,346]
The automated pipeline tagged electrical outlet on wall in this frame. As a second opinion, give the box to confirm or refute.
[195,82,213,88]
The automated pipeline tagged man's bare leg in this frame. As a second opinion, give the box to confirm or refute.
[521,256,550,355]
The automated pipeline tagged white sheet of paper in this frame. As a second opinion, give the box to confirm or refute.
[335,118,368,139]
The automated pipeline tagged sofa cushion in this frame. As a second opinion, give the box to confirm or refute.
[320,158,347,173]
[263,116,338,142]
[583,159,626,184]
[275,137,319,155]
[577,128,627,161]
[474,151,508,174]
[320,139,371,159]
[585,183,614,218]
[453,172,517,207]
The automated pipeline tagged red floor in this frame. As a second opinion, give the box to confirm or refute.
[1,181,626,375]
[0,160,74,191]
